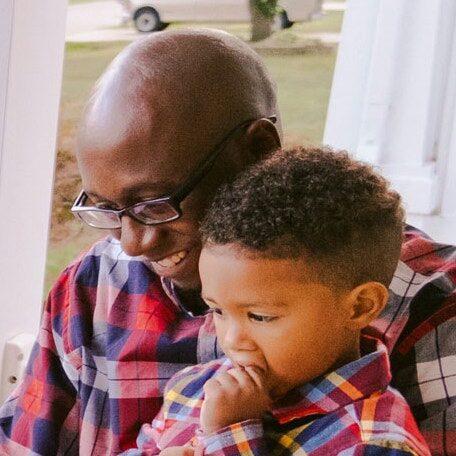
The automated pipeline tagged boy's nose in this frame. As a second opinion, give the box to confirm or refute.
[118,216,162,257]
[222,322,256,353]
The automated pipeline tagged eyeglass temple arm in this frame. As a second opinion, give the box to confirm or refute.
[170,116,277,203]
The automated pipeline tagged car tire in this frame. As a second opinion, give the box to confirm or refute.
[134,7,169,33]
[275,10,294,29]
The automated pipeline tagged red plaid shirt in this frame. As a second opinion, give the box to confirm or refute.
[0,225,455,455]
[122,336,430,455]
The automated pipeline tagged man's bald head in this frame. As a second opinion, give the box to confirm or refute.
[76,29,281,291]
[82,29,279,146]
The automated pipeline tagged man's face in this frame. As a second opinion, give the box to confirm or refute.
[199,244,354,400]
[77,108,245,291]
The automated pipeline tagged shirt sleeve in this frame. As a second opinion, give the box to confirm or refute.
[0,265,81,455]
[119,407,167,455]
[120,367,202,455]
[194,420,266,455]
[344,441,424,455]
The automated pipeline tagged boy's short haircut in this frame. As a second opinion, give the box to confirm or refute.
[201,147,405,289]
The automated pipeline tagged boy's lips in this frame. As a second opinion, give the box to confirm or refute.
[231,359,267,375]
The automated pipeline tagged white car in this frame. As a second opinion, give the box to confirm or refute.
[118,0,322,33]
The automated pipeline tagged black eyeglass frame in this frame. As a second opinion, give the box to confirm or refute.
[71,115,277,229]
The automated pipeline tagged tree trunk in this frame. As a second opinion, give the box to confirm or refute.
[249,0,273,42]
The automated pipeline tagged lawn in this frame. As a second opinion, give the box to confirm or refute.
[45,36,338,295]
[165,10,343,39]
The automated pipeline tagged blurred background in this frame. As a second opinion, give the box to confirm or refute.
[47,0,345,295]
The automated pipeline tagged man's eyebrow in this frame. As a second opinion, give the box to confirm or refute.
[86,181,176,203]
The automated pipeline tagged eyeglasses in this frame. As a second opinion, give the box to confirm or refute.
[71,115,277,229]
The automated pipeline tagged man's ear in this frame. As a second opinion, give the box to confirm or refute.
[242,118,281,161]
[344,282,389,330]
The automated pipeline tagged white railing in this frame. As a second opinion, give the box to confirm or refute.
[325,0,456,219]
[0,0,67,400]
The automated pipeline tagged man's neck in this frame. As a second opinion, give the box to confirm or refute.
[175,287,208,316]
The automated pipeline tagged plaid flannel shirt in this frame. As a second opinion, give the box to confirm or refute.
[0,225,455,455]
[122,336,430,455]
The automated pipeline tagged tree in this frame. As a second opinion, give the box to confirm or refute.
[249,0,278,42]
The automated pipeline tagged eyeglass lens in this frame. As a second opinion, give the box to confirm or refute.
[78,200,181,228]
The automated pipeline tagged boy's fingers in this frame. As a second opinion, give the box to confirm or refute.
[215,371,240,391]
[245,366,267,390]
[226,367,256,389]
[203,373,238,398]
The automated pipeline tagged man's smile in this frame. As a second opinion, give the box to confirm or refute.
[141,246,202,289]
[152,249,188,268]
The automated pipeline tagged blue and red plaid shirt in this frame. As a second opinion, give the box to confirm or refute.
[0,225,455,455]
[122,336,430,455]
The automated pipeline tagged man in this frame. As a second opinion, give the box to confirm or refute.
[0,28,454,455]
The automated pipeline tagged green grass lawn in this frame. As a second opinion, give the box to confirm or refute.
[60,40,336,142]
[45,39,337,296]
[165,10,343,38]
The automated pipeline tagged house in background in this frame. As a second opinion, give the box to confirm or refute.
[1,0,455,397]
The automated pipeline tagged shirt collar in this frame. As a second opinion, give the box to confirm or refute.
[271,336,392,424]
[160,277,207,317]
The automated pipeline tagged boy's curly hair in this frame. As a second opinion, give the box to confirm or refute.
[200,147,405,289]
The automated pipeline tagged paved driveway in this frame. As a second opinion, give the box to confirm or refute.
[66,0,138,41]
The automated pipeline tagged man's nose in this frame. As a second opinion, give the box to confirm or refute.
[222,321,256,352]
[118,216,162,257]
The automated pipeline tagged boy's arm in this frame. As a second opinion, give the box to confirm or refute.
[121,367,202,456]
[194,366,270,455]
[197,430,425,456]
[348,442,427,455]
[195,419,266,455]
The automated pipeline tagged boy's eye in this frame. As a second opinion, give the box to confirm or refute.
[247,312,276,323]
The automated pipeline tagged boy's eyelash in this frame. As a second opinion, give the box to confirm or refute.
[205,308,277,323]
[247,312,277,323]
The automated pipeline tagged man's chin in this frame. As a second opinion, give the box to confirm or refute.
[145,247,201,291]
[170,277,202,293]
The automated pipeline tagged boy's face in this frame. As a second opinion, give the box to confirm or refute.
[199,244,357,400]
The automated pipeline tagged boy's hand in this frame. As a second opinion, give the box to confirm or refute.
[200,366,271,434]
[159,446,194,456]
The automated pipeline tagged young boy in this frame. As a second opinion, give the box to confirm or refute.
[123,147,430,455]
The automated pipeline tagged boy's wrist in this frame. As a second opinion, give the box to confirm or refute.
[198,418,263,439]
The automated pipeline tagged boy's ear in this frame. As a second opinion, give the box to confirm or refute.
[242,118,281,161]
[344,282,389,330]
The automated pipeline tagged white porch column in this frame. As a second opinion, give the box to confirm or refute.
[324,0,456,217]
[0,0,67,400]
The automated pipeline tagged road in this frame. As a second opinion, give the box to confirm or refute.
[65,0,138,42]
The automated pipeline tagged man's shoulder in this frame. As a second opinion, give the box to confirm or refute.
[372,225,456,349]
[56,235,156,290]
[45,235,165,330]
[400,224,456,285]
